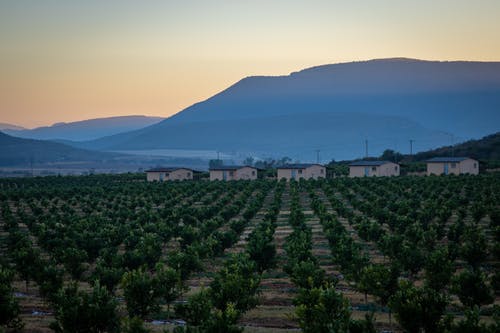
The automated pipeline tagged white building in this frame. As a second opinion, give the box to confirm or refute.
[145,167,194,181]
[277,164,326,181]
[209,165,259,181]
[349,161,400,177]
[426,157,479,175]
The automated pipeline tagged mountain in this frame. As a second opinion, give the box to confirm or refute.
[0,131,117,166]
[413,132,500,161]
[67,59,500,160]
[3,115,165,142]
[0,122,25,131]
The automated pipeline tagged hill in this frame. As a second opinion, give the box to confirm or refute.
[0,122,25,131]
[74,58,500,161]
[413,132,500,161]
[3,115,164,142]
[0,131,117,166]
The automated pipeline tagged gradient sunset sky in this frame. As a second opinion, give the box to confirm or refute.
[1,0,499,128]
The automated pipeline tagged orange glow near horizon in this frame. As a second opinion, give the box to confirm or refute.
[1,1,500,128]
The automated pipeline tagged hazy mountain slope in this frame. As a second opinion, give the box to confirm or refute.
[413,132,500,161]
[68,59,500,160]
[0,131,117,166]
[0,122,25,131]
[76,112,450,161]
[165,58,500,135]
[3,115,165,141]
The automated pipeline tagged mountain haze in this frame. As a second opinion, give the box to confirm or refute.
[63,59,500,160]
[0,131,117,166]
[4,115,165,142]
[0,123,25,131]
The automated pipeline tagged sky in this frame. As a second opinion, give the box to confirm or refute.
[1,0,499,128]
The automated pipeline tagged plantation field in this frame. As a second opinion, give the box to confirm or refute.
[1,174,499,332]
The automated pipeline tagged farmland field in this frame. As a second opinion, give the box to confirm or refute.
[1,174,499,332]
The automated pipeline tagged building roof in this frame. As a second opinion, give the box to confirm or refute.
[277,163,324,169]
[349,160,395,167]
[426,157,471,163]
[209,165,257,171]
[145,167,193,173]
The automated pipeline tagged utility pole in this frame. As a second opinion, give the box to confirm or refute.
[409,139,414,158]
[315,149,320,164]
[451,135,455,157]
[364,140,368,158]
[30,155,34,177]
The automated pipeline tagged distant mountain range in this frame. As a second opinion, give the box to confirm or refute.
[0,131,117,166]
[66,58,500,161]
[0,122,26,131]
[3,115,165,142]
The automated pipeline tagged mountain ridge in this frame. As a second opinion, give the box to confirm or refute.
[3,115,165,142]
[0,131,119,166]
[16,58,500,161]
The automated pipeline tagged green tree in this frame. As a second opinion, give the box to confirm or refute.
[175,288,212,327]
[50,281,120,333]
[154,263,182,318]
[460,225,489,270]
[449,306,499,333]
[59,247,88,280]
[294,282,351,333]
[209,254,260,315]
[0,265,23,331]
[290,260,326,289]
[121,317,150,333]
[425,246,454,291]
[389,281,448,333]
[91,258,124,293]
[121,268,159,319]
[246,221,276,272]
[452,269,494,309]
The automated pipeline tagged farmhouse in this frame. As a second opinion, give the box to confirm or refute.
[209,165,259,181]
[349,160,400,177]
[277,164,326,181]
[145,167,194,182]
[426,157,479,175]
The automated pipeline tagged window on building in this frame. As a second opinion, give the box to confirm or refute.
[252,171,255,176]
[451,163,456,168]
[372,167,376,171]
[298,169,303,174]
[395,166,398,171]
[229,171,234,176]
[187,172,191,177]
[320,169,324,174]
[474,163,477,168]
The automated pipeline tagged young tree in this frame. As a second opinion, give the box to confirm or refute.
[154,263,182,318]
[0,265,23,331]
[121,268,159,319]
[460,225,489,270]
[175,288,212,327]
[389,281,448,333]
[50,281,120,333]
[209,254,260,315]
[452,269,494,309]
[424,246,454,291]
[294,282,351,333]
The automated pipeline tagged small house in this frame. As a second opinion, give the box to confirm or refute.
[277,164,326,181]
[426,157,479,176]
[209,165,258,181]
[349,161,400,177]
[145,167,194,182]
